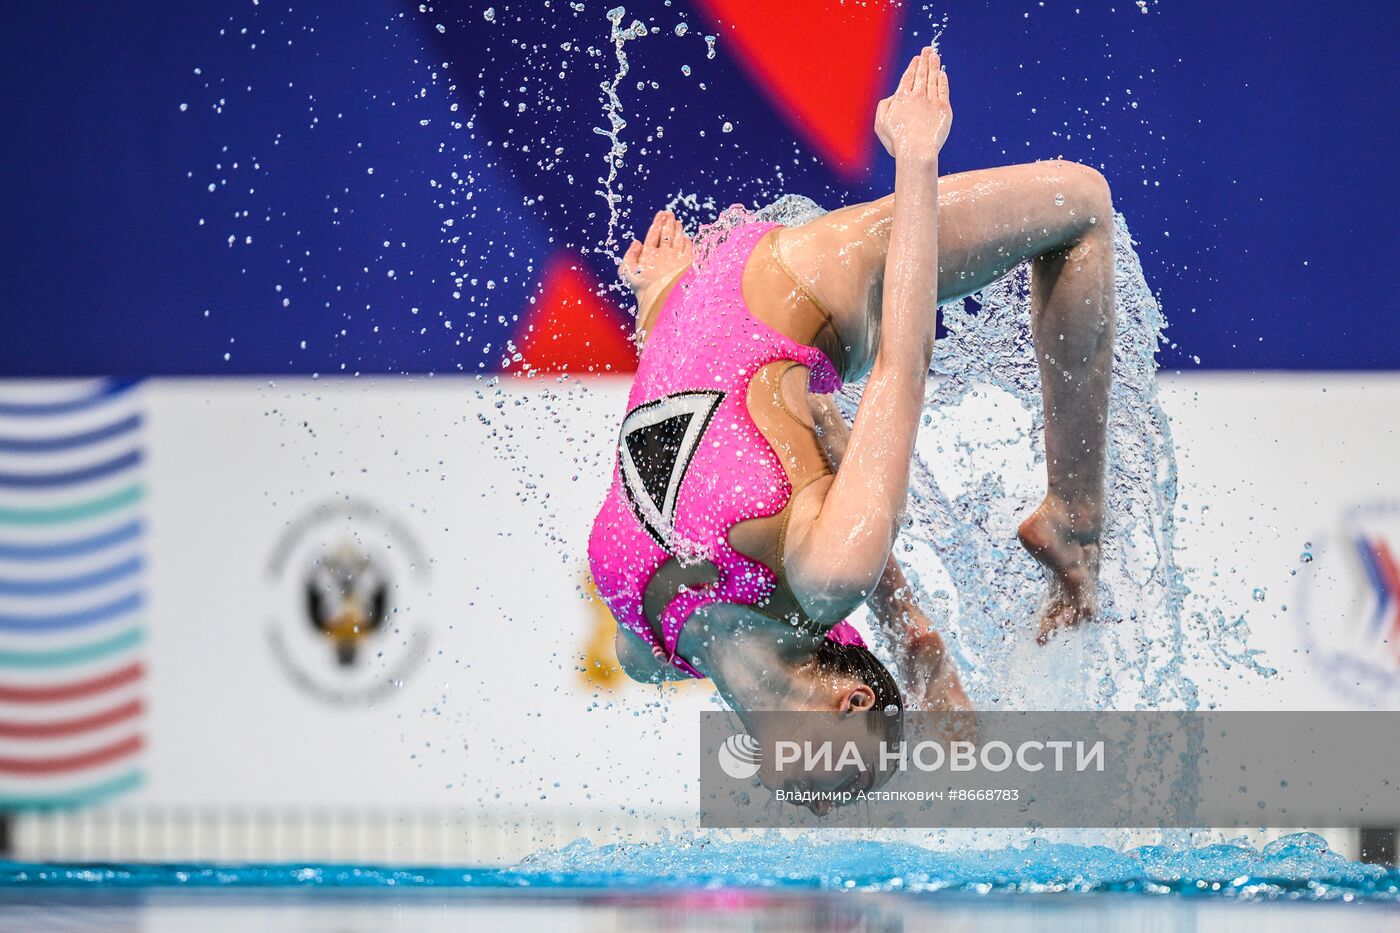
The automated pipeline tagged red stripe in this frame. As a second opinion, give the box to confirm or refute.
[0,661,143,703]
[0,733,142,775]
[1374,540,1400,640]
[0,698,143,738]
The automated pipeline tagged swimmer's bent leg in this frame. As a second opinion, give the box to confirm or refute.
[780,161,1117,642]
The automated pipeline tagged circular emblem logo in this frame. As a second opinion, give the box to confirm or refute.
[1295,500,1400,708]
[265,499,431,705]
[717,732,763,780]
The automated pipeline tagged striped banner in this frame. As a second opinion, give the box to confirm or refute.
[0,380,145,809]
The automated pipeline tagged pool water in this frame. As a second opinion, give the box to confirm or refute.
[1,889,1397,933]
[2,833,1396,931]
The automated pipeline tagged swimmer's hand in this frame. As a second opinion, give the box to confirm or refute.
[901,629,971,713]
[867,560,971,712]
[874,45,952,161]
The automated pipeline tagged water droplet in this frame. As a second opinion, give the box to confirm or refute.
[1251,587,1266,602]
[721,121,733,133]
[483,7,495,22]
[1054,192,1066,206]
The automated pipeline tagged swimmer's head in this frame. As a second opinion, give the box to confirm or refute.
[739,639,904,816]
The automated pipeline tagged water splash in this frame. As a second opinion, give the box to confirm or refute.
[692,199,1245,710]
[871,212,1199,710]
[692,196,827,268]
[904,213,1283,710]
[4,833,1395,901]
[515,831,1396,900]
[593,7,649,264]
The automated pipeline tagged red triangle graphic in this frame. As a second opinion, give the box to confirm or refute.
[514,254,638,375]
[692,0,903,180]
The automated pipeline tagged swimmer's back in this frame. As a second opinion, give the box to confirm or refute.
[588,218,853,676]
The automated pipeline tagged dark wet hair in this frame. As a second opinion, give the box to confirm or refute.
[808,639,904,740]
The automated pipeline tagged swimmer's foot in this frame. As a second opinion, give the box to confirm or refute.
[619,210,693,297]
[1017,495,1101,644]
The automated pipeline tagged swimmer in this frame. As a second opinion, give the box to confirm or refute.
[588,46,1114,810]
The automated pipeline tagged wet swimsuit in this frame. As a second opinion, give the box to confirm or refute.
[587,217,866,678]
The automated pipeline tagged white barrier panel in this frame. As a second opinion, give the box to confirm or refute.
[4,373,1396,818]
[137,376,715,812]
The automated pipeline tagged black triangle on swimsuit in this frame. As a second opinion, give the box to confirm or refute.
[625,417,691,515]
[617,390,724,548]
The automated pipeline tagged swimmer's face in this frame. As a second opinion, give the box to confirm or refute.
[749,685,898,817]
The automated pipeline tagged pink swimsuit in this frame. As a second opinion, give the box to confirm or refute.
[587,216,865,679]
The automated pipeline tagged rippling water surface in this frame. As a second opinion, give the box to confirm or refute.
[4,833,1396,904]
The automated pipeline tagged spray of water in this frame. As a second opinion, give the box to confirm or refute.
[692,196,1239,712]
[593,7,649,265]
[895,212,1195,711]
[8,831,1396,899]
[517,830,1394,899]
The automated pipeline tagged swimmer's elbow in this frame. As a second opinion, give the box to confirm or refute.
[787,525,893,620]
[790,557,886,623]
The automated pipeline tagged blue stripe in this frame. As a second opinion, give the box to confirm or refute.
[1353,536,1390,636]
[0,414,142,453]
[0,556,142,596]
[0,769,143,811]
[0,380,139,417]
[0,449,141,489]
[0,591,143,632]
[0,520,143,561]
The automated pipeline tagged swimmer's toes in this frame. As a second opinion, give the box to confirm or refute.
[1035,563,1101,644]
[645,211,668,247]
[1036,599,1080,645]
[1019,498,1102,640]
[619,240,643,286]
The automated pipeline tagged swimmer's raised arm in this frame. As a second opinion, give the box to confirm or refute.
[786,46,951,621]
[808,392,923,636]
[810,391,970,710]
[809,393,911,630]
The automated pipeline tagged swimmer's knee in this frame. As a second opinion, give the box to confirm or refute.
[1043,160,1113,238]
[1064,161,1114,230]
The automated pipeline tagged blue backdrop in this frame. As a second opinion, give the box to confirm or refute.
[2,1,1396,376]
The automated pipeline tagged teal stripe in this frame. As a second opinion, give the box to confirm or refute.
[0,484,144,525]
[0,770,143,811]
[0,626,143,668]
